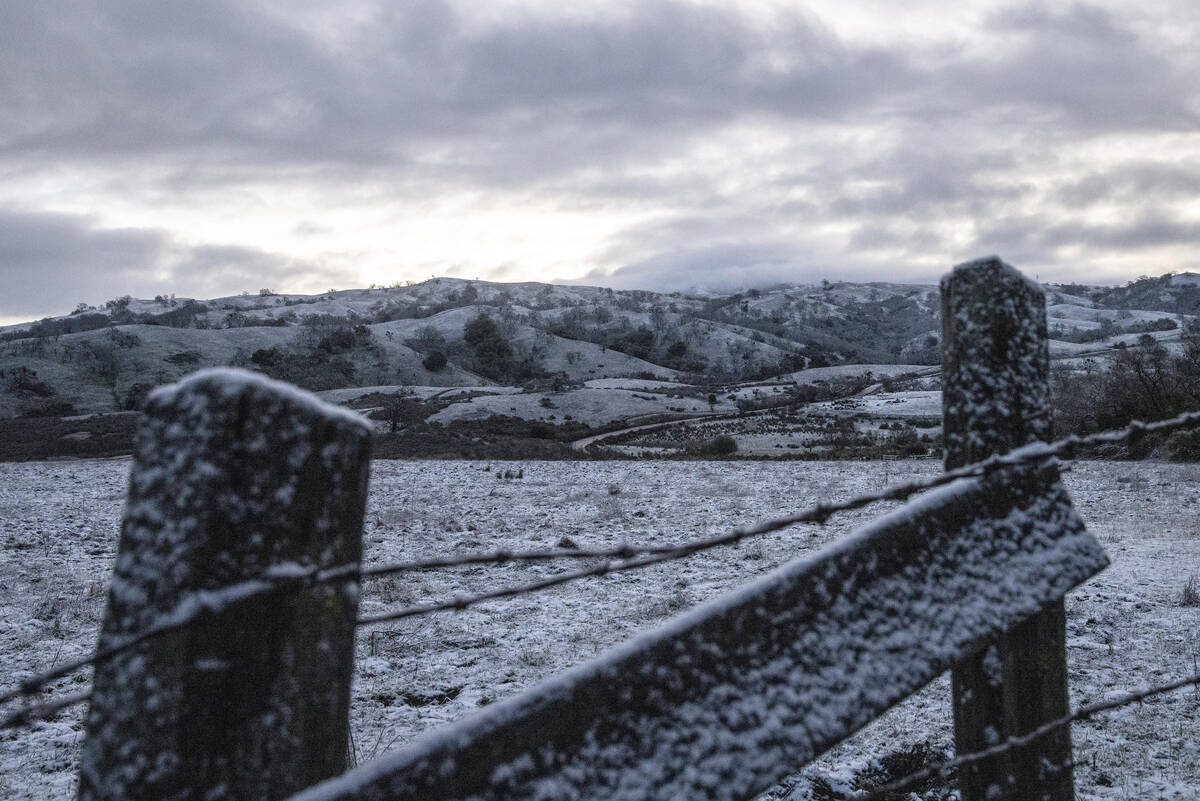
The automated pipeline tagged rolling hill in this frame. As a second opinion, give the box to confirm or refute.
[0,273,1193,460]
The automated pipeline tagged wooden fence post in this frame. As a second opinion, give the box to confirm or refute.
[77,370,372,801]
[942,256,1073,801]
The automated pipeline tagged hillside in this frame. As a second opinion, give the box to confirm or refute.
[0,273,1193,460]
[0,277,947,420]
[1050,272,1200,316]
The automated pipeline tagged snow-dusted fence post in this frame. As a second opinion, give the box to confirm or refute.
[942,256,1073,801]
[77,370,372,801]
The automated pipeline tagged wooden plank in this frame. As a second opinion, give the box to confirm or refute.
[289,463,1106,801]
[77,369,373,801]
[942,255,1079,801]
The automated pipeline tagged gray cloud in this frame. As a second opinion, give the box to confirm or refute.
[1,0,1199,313]
[1039,213,1200,252]
[4,0,1185,177]
[0,209,168,317]
[936,4,1200,131]
[966,207,1200,275]
[0,208,350,318]
[1,1,1192,192]
[0,1,897,173]
[1056,161,1200,207]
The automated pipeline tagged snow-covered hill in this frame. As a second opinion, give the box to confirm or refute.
[0,274,1190,424]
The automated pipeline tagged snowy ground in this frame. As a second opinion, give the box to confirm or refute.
[426,386,731,427]
[806,390,944,419]
[317,385,524,403]
[1,458,1197,799]
[777,364,939,384]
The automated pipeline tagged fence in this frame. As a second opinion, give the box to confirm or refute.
[2,256,1199,801]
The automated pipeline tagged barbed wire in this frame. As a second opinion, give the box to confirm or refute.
[358,408,1199,577]
[0,690,91,730]
[354,408,1200,625]
[862,669,1200,800]
[3,409,1200,728]
[0,578,281,708]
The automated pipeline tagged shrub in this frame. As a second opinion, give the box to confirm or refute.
[165,350,202,366]
[251,347,284,368]
[422,350,448,371]
[2,367,56,397]
[529,422,556,439]
[18,398,79,418]
[712,435,738,455]
[124,382,156,411]
[692,435,738,456]
[106,328,141,349]
[1166,429,1200,461]
[809,740,953,800]
[463,314,512,380]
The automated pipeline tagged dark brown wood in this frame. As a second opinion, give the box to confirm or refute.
[286,463,1105,801]
[77,369,372,801]
[942,256,1076,801]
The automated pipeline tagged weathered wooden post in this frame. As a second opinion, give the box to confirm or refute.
[77,369,372,801]
[942,256,1073,801]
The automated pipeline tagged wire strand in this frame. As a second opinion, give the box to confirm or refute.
[861,670,1200,799]
[4,410,1199,722]
[0,690,92,730]
[354,408,1200,625]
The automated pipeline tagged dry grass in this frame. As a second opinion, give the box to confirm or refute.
[1179,575,1200,607]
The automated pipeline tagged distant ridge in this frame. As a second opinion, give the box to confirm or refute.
[0,272,1191,420]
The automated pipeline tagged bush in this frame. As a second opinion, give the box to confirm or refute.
[1166,429,1200,461]
[2,367,56,397]
[165,350,203,366]
[810,740,953,800]
[251,347,284,368]
[1052,327,1200,450]
[18,398,79,418]
[124,382,155,411]
[422,350,448,372]
[463,314,512,380]
[696,435,738,456]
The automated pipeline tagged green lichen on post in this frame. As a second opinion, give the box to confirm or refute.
[77,369,371,801]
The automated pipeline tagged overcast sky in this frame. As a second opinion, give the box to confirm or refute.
[2,0,1198,323]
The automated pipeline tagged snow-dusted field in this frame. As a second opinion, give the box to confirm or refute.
[1,458,1198,799]
[806,390,944,419]
[427,386,729,427]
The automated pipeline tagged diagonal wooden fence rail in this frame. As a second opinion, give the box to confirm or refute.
[287,462,1104,801]
[70,256,1116,801]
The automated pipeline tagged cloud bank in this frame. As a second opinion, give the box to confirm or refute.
[1,0,1198,319]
